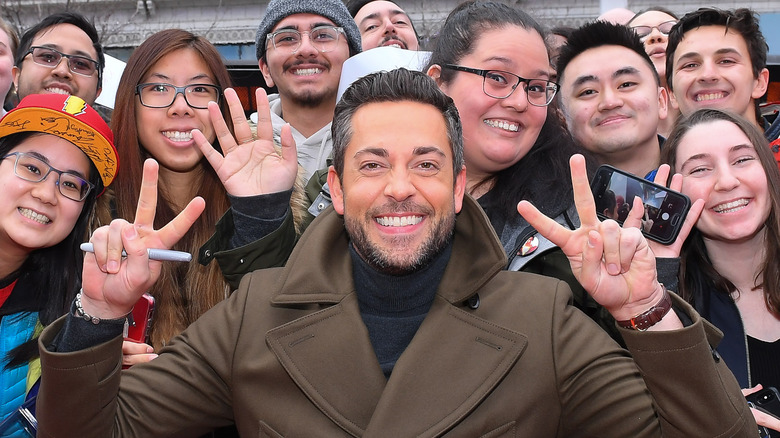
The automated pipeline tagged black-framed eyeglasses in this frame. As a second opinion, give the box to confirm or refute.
[265,25,346,54]
[135,83,222,109]
[24,46,100,79]
[2,152,93,202]
[442,64,559,106]
[630,20,677,39]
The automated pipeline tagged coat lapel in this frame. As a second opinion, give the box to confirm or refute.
[266,293,386,437]
[363,297,528,437]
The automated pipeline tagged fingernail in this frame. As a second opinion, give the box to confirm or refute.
[146,346,155,353]
[107,260,119,272]
[125,226,138,239]
[608,263,619,275]
[149,354,158,361]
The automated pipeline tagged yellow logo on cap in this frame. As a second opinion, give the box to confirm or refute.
[61,96,87,117]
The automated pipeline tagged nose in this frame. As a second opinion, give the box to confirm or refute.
[714,166,740,192]
[296,33,319,57]
[645,28,667,45]
[382,17,397,35]
[51,57,72,79]
[167,92,193,116]
[383,168,416,201]
[500,84,529,112]
[698,60,719,82]
[597,87,623,111]
[30,174,60,204]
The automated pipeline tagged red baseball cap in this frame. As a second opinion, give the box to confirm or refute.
[0,94,118,193]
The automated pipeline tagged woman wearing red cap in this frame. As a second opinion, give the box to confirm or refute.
[0,93,116,435]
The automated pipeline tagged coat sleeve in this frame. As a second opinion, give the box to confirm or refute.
[36,276,257,438]
[550,280,754,437]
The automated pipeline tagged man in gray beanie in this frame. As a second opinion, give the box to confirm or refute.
[255,0,361,183]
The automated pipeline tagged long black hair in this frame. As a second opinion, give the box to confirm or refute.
[2,131,101,368]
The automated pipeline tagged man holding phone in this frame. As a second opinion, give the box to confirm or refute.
[557,21,667,180]
[34,69,755,437]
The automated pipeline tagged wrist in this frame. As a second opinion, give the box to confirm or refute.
[615,284,672,331]
[75,290,132,323]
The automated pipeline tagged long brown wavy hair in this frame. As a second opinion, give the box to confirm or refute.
[661,108,780,315]
[96,29,233,348]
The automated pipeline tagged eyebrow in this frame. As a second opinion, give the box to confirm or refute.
[360,9,409,25]
[676,47,742,63]
[613,66,641,78]
[36,43,95,60]
[483,56,550,79]
[275,22,335,32]
[680,143,755,168]
[572,74,598,88]
[26,150,89,178]
[353,146,446,159]
[146,73,215,83]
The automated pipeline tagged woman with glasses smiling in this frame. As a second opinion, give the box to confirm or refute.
[627,7,680,137]
[0,93,116,436]
[94,29,237,368]
[425,2,622,341]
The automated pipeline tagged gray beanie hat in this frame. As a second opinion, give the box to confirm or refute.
[255,0,362,60]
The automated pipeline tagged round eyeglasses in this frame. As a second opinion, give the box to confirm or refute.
[135,83,222,109]
[442,64,559,106]
[24,46,100,79]
[265,26,345,54]
[630,20,677,39]
[2,152,94,202]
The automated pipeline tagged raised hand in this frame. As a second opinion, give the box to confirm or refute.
[80,159,205,319]
[517,155,677,325]
[193,87,298,197]
[622,164,705,258]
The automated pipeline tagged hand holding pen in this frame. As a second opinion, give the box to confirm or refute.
[79,159,205,320]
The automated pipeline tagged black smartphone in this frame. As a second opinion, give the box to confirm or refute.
[591,165,691,245]
[747,387,780,438]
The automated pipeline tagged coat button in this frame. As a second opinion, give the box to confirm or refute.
[204,250,211,257]
[464,294,480,309]
[711,347,721,362]
[317,202,326,211]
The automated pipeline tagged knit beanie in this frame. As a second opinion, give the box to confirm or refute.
[255,0,362,60]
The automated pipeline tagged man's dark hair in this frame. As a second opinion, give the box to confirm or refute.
[332,68,463,179]
[556,20,660,86]
[665,8,766,93]
[15,11,104,89]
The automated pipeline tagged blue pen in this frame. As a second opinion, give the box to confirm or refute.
[80,243,192,262]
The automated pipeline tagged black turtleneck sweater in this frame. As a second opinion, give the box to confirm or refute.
[349,241,453,379]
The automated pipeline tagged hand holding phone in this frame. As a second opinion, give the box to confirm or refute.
[125,293,155,344]
[747,387,780,438]
[591,165,691,245]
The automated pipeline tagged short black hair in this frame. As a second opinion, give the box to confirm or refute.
[332,68,463,179]
[665,8,766,92]
[556,20,660,86]
[15,11,104,89]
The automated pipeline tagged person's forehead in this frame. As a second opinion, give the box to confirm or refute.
[356,1,408,19]
[565,45,655,82]
[677,25,750,55]
[629,11,676,27]
[272,13,336,32]
[32,23,97,58]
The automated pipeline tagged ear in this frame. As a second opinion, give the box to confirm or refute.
[751,67,769,100]
[327,165,345,215]
[426,64,443,87]
[95,86,102,99]
[668,88,680,111]
[657,86,669,121]
[258,58,275,88]
[453,165,467,213]
[12,65,19,90]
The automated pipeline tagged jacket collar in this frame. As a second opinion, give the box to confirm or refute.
[271,194,507,306]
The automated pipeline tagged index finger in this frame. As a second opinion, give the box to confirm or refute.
[154,196,206,249]
[517,200,573,249]
[134,159,159,229]
[570,154,598,227]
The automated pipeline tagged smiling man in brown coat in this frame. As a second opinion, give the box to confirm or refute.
[35,69,754,437]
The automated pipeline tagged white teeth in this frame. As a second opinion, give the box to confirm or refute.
[163,131,193,141]
[375,216,423,227]
[19,208,51,224]
[45,88,70,95]
[294,68,322,76]
[696,92,724,102]
[713,199,748,213]
[484,119,519,132]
